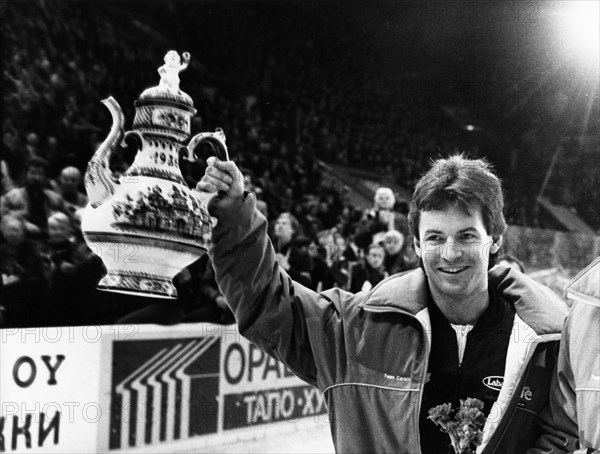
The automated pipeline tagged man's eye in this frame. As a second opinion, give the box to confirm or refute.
[460,233,477,241]
[425,235,442,243]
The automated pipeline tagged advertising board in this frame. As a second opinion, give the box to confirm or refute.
[0,323,327,453]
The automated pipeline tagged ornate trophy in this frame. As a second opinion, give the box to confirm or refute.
[82,51,227,299]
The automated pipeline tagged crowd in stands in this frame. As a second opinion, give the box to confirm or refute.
[1,1,597,327]
[0,152,417,327]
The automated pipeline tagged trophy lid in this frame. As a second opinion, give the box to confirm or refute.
[136,51,195,110]
[133,51,196,140]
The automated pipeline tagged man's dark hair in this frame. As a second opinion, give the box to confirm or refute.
[408,155,506,266]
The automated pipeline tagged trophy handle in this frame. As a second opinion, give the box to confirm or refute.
[183,127,229,163]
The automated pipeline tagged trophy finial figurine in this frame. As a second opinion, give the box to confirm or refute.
[158,50,191,91]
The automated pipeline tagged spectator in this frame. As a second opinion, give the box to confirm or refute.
[182,256,235,324]
[382,229,418,275]
[355,187,408,251]
[333,229,355,269]
[24,132,40,160]
[58,208,106,325]
[0,214,48,327]
[51,166,88,214]
[1,160,16,195]
[45,211,94,325]
[339,227,362,263]
[309,229,350,291]
[271,212,313,288]
[1,157,69,239]
[45,212,76,277]
[349,242,387,293]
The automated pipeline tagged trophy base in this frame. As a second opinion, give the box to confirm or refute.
[98,270,177,299]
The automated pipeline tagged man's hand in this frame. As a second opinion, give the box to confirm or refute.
[196,157,244,200]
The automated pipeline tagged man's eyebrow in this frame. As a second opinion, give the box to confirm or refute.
[423,229,443,235]
[423,227,479,235]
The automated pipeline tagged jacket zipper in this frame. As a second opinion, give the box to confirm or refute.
[362,305,431,452]
[454,362,463,404]
[453,326,471,408]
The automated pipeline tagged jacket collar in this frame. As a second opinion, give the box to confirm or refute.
[360,265,568,335]
[360,268,429,316]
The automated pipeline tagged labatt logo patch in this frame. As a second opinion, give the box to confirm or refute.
[483,376,504,391]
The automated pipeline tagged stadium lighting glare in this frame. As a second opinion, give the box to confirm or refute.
[556,1,600,67]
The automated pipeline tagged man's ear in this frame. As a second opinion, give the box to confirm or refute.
[490,235,503,254]
[414,237,422,257]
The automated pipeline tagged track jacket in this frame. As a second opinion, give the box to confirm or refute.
[209,193,569,454]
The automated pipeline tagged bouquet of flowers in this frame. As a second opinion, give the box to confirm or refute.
[427,398,487,454]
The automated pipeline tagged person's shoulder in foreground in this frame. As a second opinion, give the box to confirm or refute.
[528,257,600,454]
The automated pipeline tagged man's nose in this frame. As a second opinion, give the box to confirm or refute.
[441,240,463,261]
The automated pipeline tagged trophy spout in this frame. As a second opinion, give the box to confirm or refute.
[84,96,123,208]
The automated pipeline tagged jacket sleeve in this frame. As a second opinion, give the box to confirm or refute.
[527,317,580,454]
[207,192,352,389]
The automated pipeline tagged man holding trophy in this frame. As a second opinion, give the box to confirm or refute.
[196,154,570,453]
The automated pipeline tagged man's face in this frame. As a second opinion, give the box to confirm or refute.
[366,246,385,268]
[274,216,294,240]
[415,205,500,303]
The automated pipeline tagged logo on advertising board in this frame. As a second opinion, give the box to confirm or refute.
[220,341,327,430]
[109,337,220,450]
[222,384,328,430]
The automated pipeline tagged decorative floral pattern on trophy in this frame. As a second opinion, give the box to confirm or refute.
[81,51,228,298]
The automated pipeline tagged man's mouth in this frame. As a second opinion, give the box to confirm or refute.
[438,266,469,274]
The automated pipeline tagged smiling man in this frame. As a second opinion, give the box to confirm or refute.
[407,157,531,452]
[198,154,571,453]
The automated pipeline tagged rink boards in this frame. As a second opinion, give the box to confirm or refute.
[0,324,328,453]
